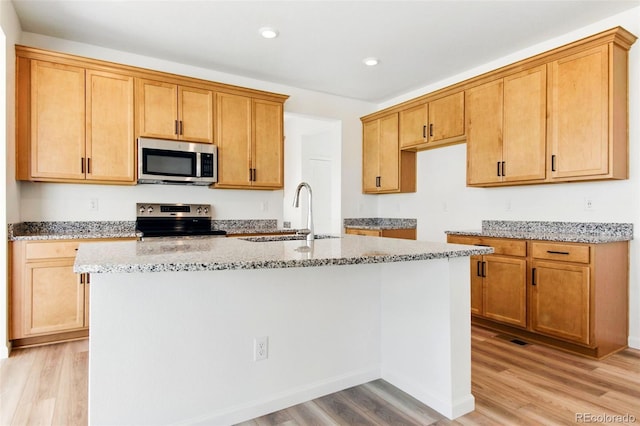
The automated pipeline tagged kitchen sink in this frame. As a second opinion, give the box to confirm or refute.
[239,234,339,242]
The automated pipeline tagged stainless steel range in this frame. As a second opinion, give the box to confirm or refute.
[135,203,226,238]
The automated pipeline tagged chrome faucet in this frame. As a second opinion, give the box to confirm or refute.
[292,182,314,242]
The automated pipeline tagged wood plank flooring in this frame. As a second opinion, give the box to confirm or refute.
[2,327,639,425]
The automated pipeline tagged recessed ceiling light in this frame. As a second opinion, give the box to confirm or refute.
[363,57,379,67]
[259,27,279,39]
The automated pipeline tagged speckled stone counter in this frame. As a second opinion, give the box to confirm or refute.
[343,218,417,230]
[74,234,492,273]
[8,221,140,240]
[8,219,296,241]
[446,220,633,244]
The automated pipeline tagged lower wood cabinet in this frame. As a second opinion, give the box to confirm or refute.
[10,238,134,348]
[447,235,629,358]
[344,227,416,240]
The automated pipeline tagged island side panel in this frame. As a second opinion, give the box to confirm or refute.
[380,257,474,419]
[88,265,382,426]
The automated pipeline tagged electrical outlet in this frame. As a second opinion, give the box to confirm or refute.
[584,198,595,211]
[253,336,268,361]
[89,198,99,212]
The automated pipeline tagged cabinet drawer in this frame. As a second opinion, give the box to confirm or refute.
[447,235,526,257]
[25,241,81,260]
[531,242,590,263]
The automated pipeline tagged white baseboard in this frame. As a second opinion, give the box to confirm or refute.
[382,370,475,420]
[176,366,381,426]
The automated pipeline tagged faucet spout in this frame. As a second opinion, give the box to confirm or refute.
[292,182,314,242]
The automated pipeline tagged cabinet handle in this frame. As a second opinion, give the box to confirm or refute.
[423,125,426,139]
[474,244,490,247]
[179,121,183,135]
[547,250,570,255]
[429,123,433,137]
[249,168,253,182]
[532,268,537,286]
[481,261,487,278]
[551,155,557,172]
[87,158,91,174]
[175,120,179,135]
[80,273,85,285]
[497,161,501,177]
[376,176,381,187]
[81,158,85,174]
[476,260,482,277]
[252,168,256,182]
[86,273,90,285]
[501,161,505,177]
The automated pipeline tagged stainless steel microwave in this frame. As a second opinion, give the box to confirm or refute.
[137,137,217,185]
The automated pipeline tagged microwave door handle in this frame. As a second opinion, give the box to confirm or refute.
[195,152,202,178]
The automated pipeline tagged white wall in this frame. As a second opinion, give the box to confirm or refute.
[16,31,377,223]
[1,0,22,358]
[375,7,640,348]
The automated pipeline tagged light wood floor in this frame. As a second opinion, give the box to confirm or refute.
[2,327,639,425]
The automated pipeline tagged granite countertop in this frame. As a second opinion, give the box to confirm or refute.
[8,220,297,241]
[446,220,633,244]
[73,234,493,273]
[343,218,417,230]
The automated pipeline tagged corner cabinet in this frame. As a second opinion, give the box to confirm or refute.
[214,93,284,189]
[362,113,416,194]
[135,78,214,143]
[16,57,135,183]
[447,235,629,359]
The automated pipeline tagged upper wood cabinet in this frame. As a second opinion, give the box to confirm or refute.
[399,91,465,150]
[467,66,547,186]
[362,27,636,189]
[214,93,284,189]
[15,46,288,187]
[135,78,214,143]
[547,45,627,181]
[362,113,416,194]
[17,58,135,184]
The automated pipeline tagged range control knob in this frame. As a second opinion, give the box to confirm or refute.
[203,207,209,215]
[139,205,146,214]
[147,206,154,214]
[196,207,202,215]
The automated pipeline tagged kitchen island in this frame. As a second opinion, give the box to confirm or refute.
[74,235,492,425]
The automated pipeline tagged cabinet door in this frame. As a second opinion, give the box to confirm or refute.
[399,103,427,148]
[179,86,214,143]
[548,45,609,179]
[23,260,85,336]
[470,255,484,316]
[466,79,503,186]
[483,255,527,327]
[362,119,380,193]
[377,113,400,192]
[531,261,591,345]
[86,70,135,182]
[136,79,178,140]
[215,92,252,187]
[31,60,86,180]
[252,99,283,188]
[502,66,547,182]
[428,92,464,143]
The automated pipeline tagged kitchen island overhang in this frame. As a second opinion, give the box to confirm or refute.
[75,235,492,425]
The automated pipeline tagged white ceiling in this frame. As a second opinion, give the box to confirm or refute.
[11,0,640,103]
